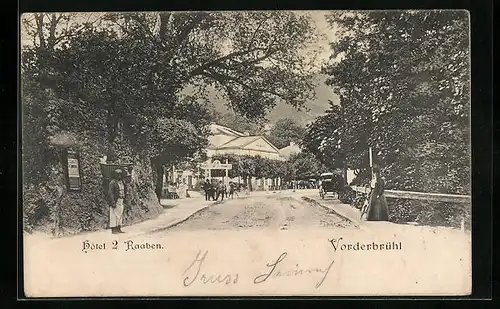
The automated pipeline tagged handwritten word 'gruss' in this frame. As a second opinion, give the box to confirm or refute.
[182,250,239,287]
[254,252,335,289]
[328,237,403,252]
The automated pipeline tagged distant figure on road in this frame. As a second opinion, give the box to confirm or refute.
[215,180,226,201]
[228,182,239,199]
[202,179,212,201]
[108,169,126,234]
[364,165,389,221]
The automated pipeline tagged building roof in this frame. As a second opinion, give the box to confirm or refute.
[209,123,246,137]
[218,136,261,149]
[279,142,302,159]
[218,136,280,153]
[208,135,238,149]
[207,123,281,155]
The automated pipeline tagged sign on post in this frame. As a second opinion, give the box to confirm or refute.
[66,148,82,191]
[200,160,232,170]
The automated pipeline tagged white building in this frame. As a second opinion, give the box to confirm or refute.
[207,124,282,160]
[166,123,283,191]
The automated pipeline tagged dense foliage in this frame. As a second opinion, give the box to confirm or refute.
[302,101,346,170]
[265,118,306,149]
[307,11,470,194]
[285,152,328,180]
[210,150,326,190]
[304,11,470,226]
[21,12,318,234]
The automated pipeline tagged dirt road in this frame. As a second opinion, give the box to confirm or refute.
[165,194,353,232]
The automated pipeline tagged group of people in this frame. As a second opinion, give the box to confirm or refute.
[202,179,239,201]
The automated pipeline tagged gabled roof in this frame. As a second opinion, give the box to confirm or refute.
[208,135,239,149]
[218,135,280,153]
[258,135,281,153]
[207,123,280,154]
[218,136,261,149]
[209,124,246,137]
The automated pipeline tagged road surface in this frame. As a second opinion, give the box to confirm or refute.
[164,193,353,232]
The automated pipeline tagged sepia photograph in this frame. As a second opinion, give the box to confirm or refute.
[21,10,471,297]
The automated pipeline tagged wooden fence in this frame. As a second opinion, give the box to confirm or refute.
[350,186,471,205]
[350,186,471,231]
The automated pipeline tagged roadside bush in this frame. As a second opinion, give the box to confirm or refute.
[339,187,356,204]
[351,195,365,210]
[388,199,470,229]
[388,200,415,223]
[23,184,50,233]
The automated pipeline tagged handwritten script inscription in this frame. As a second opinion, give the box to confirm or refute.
[254,252,335,289]
[182,250,239,287]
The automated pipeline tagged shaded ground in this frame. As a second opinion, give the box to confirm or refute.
[167,194,353,231]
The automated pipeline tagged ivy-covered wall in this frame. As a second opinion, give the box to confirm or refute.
[22,133,163,236]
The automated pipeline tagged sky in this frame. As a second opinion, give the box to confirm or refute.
[267,11,340,125]
[199,11,340,125]
[21,11,340,125]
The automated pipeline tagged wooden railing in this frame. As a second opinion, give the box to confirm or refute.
[350,185,471,231]
[350,186,471,205]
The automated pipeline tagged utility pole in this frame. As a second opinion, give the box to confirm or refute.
[369,146,373,168]
[341,96,348,185]
[225,159,229,187]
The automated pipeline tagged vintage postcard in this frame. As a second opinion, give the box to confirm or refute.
[21,10,471,297]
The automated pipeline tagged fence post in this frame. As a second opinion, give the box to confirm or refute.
[460,216,465,233]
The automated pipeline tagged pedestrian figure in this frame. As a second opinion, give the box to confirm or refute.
[215,180,225,201]
[108,169,126,234]
[228,182,239,199]
[202,179,211,201]
[363,165,389,221]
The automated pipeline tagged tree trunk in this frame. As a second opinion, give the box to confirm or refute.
[151,157,164,202]
[34,14,46,50]
[247,175,253,191]
[106,104,119,162]
[156,163,164,201]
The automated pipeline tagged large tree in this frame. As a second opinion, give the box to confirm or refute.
[287,152,328,180]
[302,101,347,170]
[310,10,470,194]
[22,11,319,191]
[266,118,306,149]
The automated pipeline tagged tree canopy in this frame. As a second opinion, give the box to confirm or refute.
[286,152,328,180]
[305,10,470,194]
[266,117,306,149]
[22,11,318,172]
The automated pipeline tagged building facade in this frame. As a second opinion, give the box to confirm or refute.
[207,124,283,160]
[164,123,284,191]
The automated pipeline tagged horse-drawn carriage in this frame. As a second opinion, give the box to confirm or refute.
[318,170,346,199]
